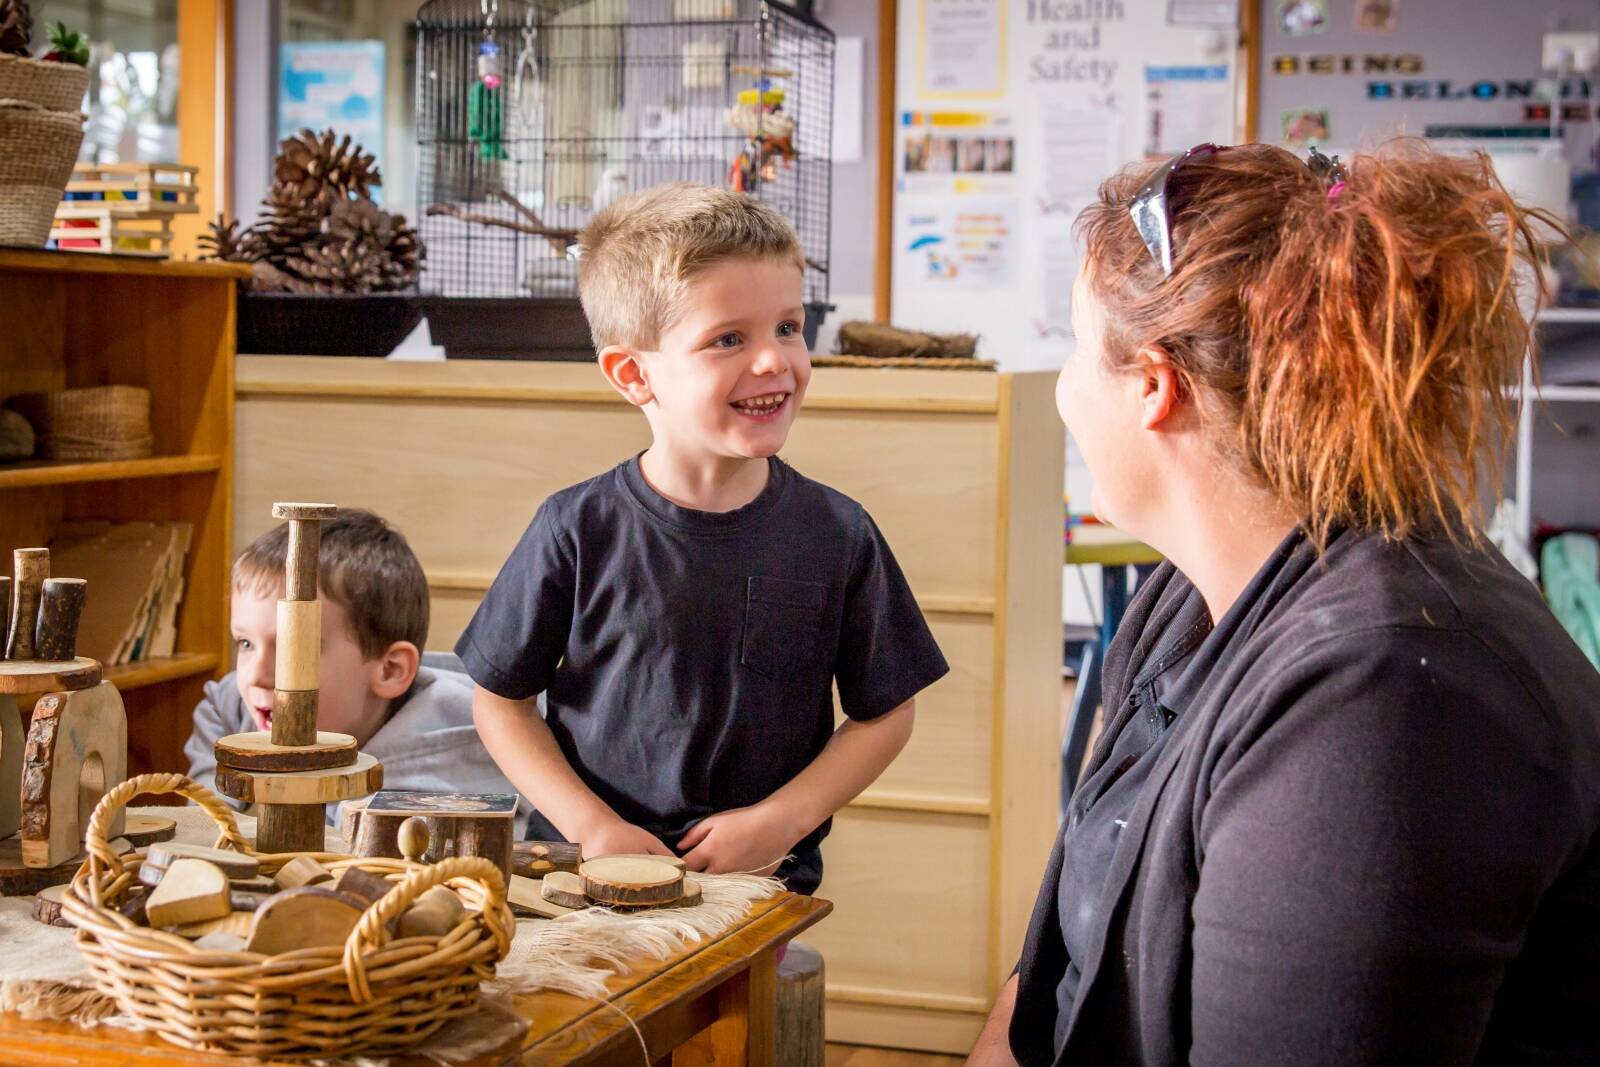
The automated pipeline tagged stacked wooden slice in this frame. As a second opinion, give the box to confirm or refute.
[519,855,703,916]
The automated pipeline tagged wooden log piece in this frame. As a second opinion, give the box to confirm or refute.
[32,883,72,927]
[602,853,688,872]
[247,886,363,955]
[338,796,368,847]
[273,599,320,695]
[513,840,583,878]
[6,548,48,661]
[578,857,684,907]
[274,855,333,891]
[20,681,126,868]
[215,730,357,772]
[0,657,100,695]
[143,841,260,881]
[351,807,511,881]
[507,874,576,919]
[255,802,327,855]
[540,871,589,910]
[334,865,394,909]
[269,689,320,749]
[284,517,321,602]
[775,940,825,1067]
[0,839,80,896]
[397,884,465,939]
[0,694,21,839]
[145,858,232,927]
[33,578,86,662]
[216,751,382,805]
[121,813,177,847]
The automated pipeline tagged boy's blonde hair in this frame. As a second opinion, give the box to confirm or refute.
[577,182,806,351]
[232,508,429,659]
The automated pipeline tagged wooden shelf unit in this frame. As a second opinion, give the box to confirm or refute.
[0,248,243,781]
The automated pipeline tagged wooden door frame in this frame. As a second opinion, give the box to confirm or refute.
[175,0,233,255]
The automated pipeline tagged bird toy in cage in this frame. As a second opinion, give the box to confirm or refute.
[469,0,509,161]
[724,65,797,193]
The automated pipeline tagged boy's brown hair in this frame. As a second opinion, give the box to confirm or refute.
[232,509,429,658]
[577,181,806,351]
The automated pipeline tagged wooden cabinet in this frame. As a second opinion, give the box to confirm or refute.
[235,356,1064,1053]
[0,250,243,781]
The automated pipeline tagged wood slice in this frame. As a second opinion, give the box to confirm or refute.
[274,600,321,694]
[145,858,232,927]
[0,657,100,695]
[396,884,464,939]
[601,852,687,872]
[144,841,259,880]
[578,857,684,906]
[270,689,320,749]
[334,865,394,908]
[193,930,248,953]
[32,883,72,927]
[540,870,589,910]
[170,909,254,939]
[507,874,576,919]
[33,578,86,662]
[612,877,705,912]
[513,840,582,878]
[121,813,176,847]
[247,886,363,955]
[230,889,271,912]
[215,751,382,805]
[20,681,126,868]
[255,803,327,855]
[214,730,358,772]
[0,836,84,895]
[271,502,338,522]
[273,855,333,891]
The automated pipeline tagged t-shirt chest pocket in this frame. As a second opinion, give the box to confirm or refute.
[741,576,829,681]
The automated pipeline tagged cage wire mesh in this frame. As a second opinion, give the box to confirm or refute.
[414,0,833,328]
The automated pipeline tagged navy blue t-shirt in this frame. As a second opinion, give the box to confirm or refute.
[456,455,949,892]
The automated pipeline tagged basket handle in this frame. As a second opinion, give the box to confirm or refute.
[83,773,252,907]
[340,855,512,1004]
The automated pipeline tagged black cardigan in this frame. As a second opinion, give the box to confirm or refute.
[1011,527,1600,1065]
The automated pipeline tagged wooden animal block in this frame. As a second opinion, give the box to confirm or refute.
[396,884,464,939]
[0,695,21,839]
[334,866,394,909]
[20,681,126,868]
[578,857,684,907]
[507,875,577,919]
[540,871,589,910]
[214,751,382,805]
[145,858,232,927]
[247,886,364,955]
[273,855,333,891]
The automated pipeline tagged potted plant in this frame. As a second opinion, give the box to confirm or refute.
[0,0,89,247]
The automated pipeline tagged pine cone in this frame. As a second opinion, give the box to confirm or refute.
[273,128,381,208]
[324,197,394,246]
[198,214,263,262]
[0,0,32,57]
[255,185,326,262]
[380,216,424,291]
[283,237,385,294]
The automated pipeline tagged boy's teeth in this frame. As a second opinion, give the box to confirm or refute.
[734,394,785,413]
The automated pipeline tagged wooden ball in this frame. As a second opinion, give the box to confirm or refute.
[398,817,430,863]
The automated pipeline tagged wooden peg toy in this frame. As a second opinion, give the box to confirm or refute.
[398,816,429,863]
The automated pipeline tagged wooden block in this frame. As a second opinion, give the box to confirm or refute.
[171,909,254,939]
[775,940,825,1067]
[613,877,704,912]
[396,884,464,939]
[273,855,333,891]
[0,657,101,695]
[144,841,260,881]
[333,865,394,909]
[232,876,277,893]
[0,694,21,839]
[255,802,327,855]
[6,548,48,661]
[247,886,363,955]
[274,600,320,693]
[145,858,232,927]
[121,814,176,847]
[540,870,589,910]
[269,690,320,749]
[20,681,126,868]
[579,857,684,906]
[33,578,87,662]
[513,840,582,878]
[230,889,271,912]
[283,515,322,602]
[118,887,147,925]
[338,796,369,846]
[271,503,339,522]
[216,752,382,806]
[508,874,577,919]
[215,730,357,772]
[193,931,248,953]
[32,883,72,927]
[353,791,516,881]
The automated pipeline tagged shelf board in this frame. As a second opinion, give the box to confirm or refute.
[103,652,219,691]
[0,453,224,490]
[0,246,249,281]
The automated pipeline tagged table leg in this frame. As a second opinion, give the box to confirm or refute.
[672,948,778,1066]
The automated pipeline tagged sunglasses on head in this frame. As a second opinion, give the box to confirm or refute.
[1129,144,1349,277]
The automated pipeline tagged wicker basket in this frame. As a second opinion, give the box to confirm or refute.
[60,774,515,1061]
[0,54,90,113]
[0,99,84,247]
[5,385,153,460]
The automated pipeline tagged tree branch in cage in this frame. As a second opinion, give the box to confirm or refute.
[424,203,578,256]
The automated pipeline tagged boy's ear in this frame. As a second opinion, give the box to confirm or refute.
[370,640,421,701]
[598,344,654,407]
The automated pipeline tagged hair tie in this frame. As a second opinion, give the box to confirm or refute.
[1327,180,1347,200]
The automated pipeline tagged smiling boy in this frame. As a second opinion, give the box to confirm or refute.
[458,183,949,891]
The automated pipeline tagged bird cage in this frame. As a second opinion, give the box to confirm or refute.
[412,0,838,358]
[413,0,834,357]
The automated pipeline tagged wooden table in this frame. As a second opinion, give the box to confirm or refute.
[0,893,830,1066]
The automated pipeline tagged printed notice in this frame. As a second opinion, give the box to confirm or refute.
[898,196,1018,288]
[919,0,1005,97]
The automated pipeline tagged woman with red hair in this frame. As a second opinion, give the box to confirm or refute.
[971,142,1600,1065]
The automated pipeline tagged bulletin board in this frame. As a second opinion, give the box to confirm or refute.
[882,0,1245,371]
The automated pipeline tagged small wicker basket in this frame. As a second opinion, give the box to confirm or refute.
[5,385,153,461]
[0,54,90,113]
[61,774,515,1061]
[0,98,84,247]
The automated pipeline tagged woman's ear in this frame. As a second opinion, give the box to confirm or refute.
[1135,345,1185,432]
[599,345,654,407]
[370,640,421,701]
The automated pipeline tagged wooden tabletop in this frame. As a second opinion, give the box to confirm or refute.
[0,893,831,1066]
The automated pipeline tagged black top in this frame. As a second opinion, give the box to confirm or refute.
[456,456,949,892]
[1012,526,1600,1066]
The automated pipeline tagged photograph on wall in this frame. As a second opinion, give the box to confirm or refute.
[1281,106,1331,145]
[1279,0,1329,36]
[899,111,1017,191]
[1354,0,1397,33]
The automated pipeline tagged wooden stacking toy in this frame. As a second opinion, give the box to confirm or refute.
[211,503,382,853]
